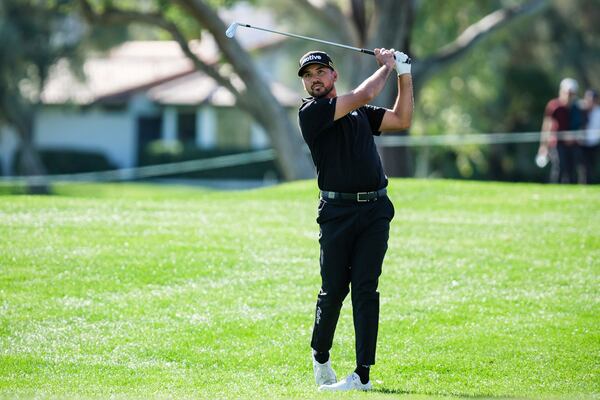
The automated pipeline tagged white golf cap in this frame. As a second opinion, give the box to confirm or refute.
[559,78,579,93]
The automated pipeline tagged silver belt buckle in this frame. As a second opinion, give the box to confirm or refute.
[357,192,369,202]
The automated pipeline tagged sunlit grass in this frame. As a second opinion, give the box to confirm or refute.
[1,179,598,399]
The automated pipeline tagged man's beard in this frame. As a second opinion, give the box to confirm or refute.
[310,83,334,98]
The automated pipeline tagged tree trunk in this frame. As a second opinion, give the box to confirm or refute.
[16,115,50,194]
[175,0,315,180]
[369,0,415,177]
[1,95,49,193]
[246,98,314,181]
[79,0,315,181]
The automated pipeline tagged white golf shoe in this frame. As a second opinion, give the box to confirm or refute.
[312,353,337,386]
[318,372,372,392]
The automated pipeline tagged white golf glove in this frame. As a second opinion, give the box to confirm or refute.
[394,51,411,76]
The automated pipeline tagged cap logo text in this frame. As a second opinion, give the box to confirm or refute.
[303,54,322,62]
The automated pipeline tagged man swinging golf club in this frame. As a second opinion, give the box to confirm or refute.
[298,48,413,391]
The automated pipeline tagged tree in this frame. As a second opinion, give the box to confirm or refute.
[77,0,314,181]
[0,0,132,192]
[0,0,77,193]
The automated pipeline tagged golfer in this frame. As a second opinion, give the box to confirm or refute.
[298,48,413,391]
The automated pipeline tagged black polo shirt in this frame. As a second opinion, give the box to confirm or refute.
[299,96,387,193]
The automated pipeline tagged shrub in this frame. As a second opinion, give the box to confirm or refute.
[12,148,116,175]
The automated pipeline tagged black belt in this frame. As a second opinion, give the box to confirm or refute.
[320,188,387,202]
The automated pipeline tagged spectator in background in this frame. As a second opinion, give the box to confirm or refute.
[537,78,582,184]
[580,89,600,184]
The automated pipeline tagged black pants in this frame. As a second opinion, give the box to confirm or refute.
[581,144,599,184]
[550,142,580,184]
[311,195,394,366]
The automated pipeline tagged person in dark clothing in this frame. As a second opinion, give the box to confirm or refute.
[297,48,413,391]
[580,89,600,184]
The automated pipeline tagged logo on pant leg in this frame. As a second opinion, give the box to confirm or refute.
[316,306,322,324]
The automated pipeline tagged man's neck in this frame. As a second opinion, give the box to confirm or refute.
[323,88,337,99]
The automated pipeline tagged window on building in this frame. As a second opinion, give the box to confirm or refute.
[177,111,196,145]
[137,115,162,165]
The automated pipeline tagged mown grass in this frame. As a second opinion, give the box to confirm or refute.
[0,179,598,399]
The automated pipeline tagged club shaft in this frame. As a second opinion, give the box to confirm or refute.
[238,23,374,55]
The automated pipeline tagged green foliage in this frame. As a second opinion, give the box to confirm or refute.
[409,0,599,180]
[499,66,555,132]
[0,1,80,101]
[0,3,50,123]
[11,149,116,175]
[412,0,504,57]
[0,180,598,398]
[206,0,258,8]
[0,0,127,127]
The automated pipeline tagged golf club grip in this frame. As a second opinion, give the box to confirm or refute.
[361,49,398,60]
[365,49,412,64]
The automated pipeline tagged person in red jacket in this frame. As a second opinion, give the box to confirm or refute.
[537,78,581,183]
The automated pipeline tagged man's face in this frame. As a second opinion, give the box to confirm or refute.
[558,89,577,105]
[301,64,337,98]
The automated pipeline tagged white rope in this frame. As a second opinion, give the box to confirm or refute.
[376,129,596,147]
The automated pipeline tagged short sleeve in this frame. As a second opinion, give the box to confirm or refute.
[545,100,558,119]
[363,104,386,136]
[298,97,337,146]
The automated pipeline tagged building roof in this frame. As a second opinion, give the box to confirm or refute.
[41,41,197,105]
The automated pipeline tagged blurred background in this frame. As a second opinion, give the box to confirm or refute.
[1,0,599,193]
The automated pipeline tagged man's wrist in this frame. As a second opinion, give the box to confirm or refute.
[396,65,411,76]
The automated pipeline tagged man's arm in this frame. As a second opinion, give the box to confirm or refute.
[333,48,396,121]
[539,100,558,154]
[379,74,414,132]
[538,116,556,156]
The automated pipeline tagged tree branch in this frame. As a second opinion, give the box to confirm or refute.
[170,0,279,117]
[169,0,315,180]
[350,0,367,46]
[414,0,550,86]
[77,0,247,107]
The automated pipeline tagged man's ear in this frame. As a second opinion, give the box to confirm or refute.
[332,70,338,83]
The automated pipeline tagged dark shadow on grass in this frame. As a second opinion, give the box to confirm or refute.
[372,387,524,399]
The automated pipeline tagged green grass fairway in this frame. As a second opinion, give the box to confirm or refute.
[1,179,598,399]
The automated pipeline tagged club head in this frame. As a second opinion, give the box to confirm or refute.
[225,22,238,38]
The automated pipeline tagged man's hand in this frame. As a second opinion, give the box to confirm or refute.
[536,145,550,168]
[374,48,395,71]
[394,51,411,76]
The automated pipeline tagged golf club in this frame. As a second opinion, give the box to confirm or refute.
[225,22,410,63]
